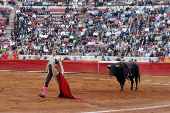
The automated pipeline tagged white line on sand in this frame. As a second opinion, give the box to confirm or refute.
[81,104,170,113]
[153,83,161,84]
[154,76,169,77]
[83,78,114,81]
[39,76,47,77]
[83,78,98,80]
[142,81,150,83]
[144,80,152,81]
[100,79,112,80]
[163,84,170,85]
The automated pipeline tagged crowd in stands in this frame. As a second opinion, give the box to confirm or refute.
[0,8,10,37]
[0,9,9,16]
[17,0,87,7]
[0,0,15,6]
[0,1,83,56]
[0,0,170,61]
[0,0,14,37]
[80,5,170,58]
[94,0,170,7]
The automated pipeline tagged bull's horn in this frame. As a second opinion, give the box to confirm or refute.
[107,65,111,67]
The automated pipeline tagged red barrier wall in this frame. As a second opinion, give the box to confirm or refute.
[98,62,111,74]
[62,60,82,72]
[150,63,170,76]
[0,60,170,76]
[0,59,48,71]
[26,60,48,71]
[9,60,27,71]
[81,60,98,73]
[136,62,151,76]
[0,60,98,73]
[0,59,9,70]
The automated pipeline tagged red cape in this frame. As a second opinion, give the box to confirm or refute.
[57,72,82,99]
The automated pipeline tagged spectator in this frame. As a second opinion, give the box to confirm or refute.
[149,58,154,62]
[101,55,105,61]
[107,57,111,61]
[65,6,70,13]
[121,56,125,61]
[19,49,24,55]
[145,50,150,57]
[64,56,70,60]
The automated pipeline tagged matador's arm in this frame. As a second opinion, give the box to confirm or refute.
[57,56,64,75]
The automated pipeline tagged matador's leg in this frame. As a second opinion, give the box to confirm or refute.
[39,65,53,98]
[44,65,53,87]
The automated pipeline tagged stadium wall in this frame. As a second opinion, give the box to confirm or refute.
[0,59,170,76]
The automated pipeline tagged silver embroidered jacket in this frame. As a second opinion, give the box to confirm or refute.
[46,56,64,76]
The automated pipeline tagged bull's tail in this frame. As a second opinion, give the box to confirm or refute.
[138,73,140,83]
[136,64,140,83]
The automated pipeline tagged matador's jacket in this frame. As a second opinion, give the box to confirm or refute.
[46,55,64,83]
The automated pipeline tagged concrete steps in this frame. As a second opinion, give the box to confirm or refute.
[5,0,17,38]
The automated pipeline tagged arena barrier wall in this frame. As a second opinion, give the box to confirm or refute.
[0,60,170,76]
[0,60,99,73]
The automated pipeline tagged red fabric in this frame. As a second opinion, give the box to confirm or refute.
[151,16,155,20]
[30,48,34,52]
[11,0,14,3]
[32,37,37,41]
[68,28,72,32]
[58,72,82,99]
[2,54,19,59]
[158,57,170,63]
[114,20,120,24]
[135,31,140,36]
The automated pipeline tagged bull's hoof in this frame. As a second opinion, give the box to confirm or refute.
[135,88,138,91]
[130,88,133,91]
[120,90,123,93]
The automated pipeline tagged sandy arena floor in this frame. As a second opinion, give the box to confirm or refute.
[0,71,170,113]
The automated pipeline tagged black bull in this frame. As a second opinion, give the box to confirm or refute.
[107,62,140,92]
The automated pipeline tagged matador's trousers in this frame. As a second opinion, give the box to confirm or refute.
[44,65,59,87]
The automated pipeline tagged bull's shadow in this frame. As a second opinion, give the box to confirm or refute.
[107,62,140,92]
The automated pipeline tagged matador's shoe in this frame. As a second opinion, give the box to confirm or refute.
[38,94,45,98]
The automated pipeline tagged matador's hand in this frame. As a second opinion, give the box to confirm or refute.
[61,71,64,76]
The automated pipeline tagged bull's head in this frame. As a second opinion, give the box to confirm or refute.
[106,63,117,77]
